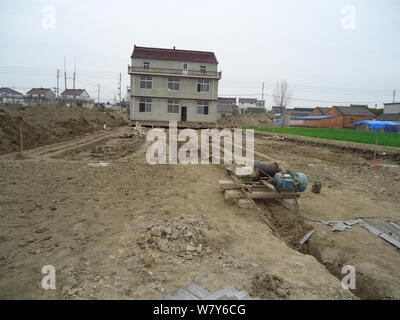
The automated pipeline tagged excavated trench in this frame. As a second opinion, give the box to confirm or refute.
[50,135,145,161]
[265,206,394,300]
[257,201,364,299]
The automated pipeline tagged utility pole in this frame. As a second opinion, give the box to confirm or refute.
[73,57,76,89]
[261,82,264,101]
[97,84,100,105]
[118,73,122,105]
[393,90,396,103]
[64,57,67,90]
[56,69,60,98]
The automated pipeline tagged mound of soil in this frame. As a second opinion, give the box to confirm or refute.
[217,113,274,128]
[249,272,291,299]
[137,215,216,260]
[0,104,128,154]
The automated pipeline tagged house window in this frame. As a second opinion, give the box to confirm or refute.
[182,63,189,75]
[349,118,354,124]
[197,100,209,115]
[139,75,152,89]
[139,98,152,112]
[200,66,206,74]
[197,79,210,92]
[168,77,180,91]
[167,99,180,113]
[143,62,150,70]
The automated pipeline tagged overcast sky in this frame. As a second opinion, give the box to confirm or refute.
[0,0,399,108]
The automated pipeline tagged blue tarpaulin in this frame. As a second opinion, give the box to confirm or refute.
[355,120,400,132]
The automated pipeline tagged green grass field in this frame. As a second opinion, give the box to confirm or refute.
[245,127,400,148]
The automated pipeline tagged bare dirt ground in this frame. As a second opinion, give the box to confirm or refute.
[0,126,398,300]
[254,134,400,299]
[0,126,355,300]
[0,104,128,155]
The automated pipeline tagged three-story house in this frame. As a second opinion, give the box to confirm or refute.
[128,45,221,123]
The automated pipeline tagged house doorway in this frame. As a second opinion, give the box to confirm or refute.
[181,106,187,122]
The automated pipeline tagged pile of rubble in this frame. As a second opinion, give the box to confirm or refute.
[137,215,215,260]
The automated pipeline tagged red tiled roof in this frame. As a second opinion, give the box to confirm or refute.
[316,107,330,114]
[132,45,218,64]
[218,97,236,104]
[0,87,23,95]
[61,89,86,96]
[334,105,375,117]
[27,88,54,95]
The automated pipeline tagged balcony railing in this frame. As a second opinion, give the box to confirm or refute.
[128,66,221,78]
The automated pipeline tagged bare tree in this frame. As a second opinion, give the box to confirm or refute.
[273,80,291,112]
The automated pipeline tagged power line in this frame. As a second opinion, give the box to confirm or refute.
[1,65,398,104]
[218,92,385,104]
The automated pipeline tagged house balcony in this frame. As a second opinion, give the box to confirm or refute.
[128,65,222,79]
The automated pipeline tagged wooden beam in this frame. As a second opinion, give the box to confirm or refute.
[225,190,292,200]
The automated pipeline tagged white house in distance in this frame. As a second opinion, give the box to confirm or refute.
[377,102,400,123]
[26,88,56,103]
[383,102,400,114]
[60,89,94,108]
[128,45,221,123]
[0,87,24,104]
[238,98,266,113]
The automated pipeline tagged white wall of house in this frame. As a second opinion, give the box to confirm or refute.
[131,97,217,122]
[129,55,220,123]
[28,91,56,101]
[239,104,265,113]
[289,119,304,127]
[384,103,400,114]
[0,96,24,104]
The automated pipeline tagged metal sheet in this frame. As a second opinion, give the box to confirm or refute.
[379,233,400,249]
[332,222,351,232]
[360,222,382,236]
[360,221,400,250]
[345,219,363,226]
[299,230,315,245]
[366,221,400,242]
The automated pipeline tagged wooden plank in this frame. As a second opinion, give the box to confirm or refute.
[219,180,239,190]
[234,199,254,209]
[259,180,277,192]
[225,190,292,200]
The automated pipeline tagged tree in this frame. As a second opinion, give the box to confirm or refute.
[273,80,291,112]
[368,108,383,116]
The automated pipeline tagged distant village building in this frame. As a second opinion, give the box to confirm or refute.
[270,106,313,127]
[60,89,94,108]
[26,88,56,104]
[378,103,400,123]
[271,106,286,114]
[285,107,313,117]
[128,45,221,123]
[383,102,400,114]
[377,113,400,124]
[0,87,24,104]
[313,107,330,115]
[299,105,375,128]
[286,108,313,127]
[238,98,265,114]
[217,97,237,119]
